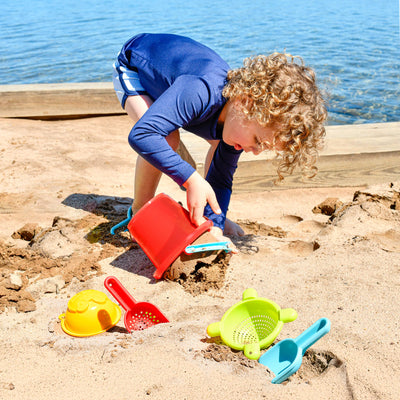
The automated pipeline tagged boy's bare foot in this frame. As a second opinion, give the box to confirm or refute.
[224,218,245,236]
[209,226,238,253]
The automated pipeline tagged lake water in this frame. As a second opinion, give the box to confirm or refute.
[1,0,399,124]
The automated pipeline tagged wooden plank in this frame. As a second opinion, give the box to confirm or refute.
[0,83,123,118]
[232,151,400,192]
[321,122,400,155]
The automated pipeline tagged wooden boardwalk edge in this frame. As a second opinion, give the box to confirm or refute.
[232,151,400,191]
[0,83,122,118]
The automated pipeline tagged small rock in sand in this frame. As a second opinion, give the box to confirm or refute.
[11,223,40,241]
[8,272,23,290]
[312,198,344,216]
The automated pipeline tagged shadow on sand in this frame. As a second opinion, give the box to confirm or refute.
[62,193,158,282]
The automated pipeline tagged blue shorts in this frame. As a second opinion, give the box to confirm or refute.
[113,60,147,109]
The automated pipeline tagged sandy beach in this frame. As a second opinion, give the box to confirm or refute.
[1,89,400,399]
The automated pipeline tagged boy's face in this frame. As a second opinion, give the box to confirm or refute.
[221,100,283,154]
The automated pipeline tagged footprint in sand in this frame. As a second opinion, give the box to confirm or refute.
[282,240,321,257]
[281,214,303,223]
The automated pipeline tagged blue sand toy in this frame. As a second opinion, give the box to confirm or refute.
[110,206,132,235]
[259,317,331,384]
[184,241,231,254]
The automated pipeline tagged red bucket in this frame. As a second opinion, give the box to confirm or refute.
[127,193,213,279]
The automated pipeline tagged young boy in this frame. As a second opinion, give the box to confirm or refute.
[113,33,327,250]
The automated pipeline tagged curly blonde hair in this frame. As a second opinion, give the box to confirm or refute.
[222,53,327,181]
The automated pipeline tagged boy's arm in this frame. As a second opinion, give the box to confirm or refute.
[128,75,211,186]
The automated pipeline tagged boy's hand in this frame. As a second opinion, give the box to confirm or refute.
[183,171,221,226]
[182,172,238,254]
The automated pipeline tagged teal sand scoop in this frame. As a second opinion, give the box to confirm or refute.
[259,317,331,384]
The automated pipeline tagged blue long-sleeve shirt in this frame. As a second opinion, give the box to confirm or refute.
[117,33,242,229]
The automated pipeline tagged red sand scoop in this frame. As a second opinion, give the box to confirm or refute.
[104,276,169,331]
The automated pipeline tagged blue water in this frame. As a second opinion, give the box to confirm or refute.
[1,0,399,124]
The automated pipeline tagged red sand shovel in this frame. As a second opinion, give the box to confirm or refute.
[104,276,169,331]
